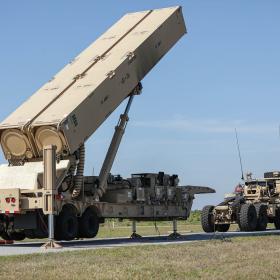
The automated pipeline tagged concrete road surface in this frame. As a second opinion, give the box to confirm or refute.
[0,230,279,257]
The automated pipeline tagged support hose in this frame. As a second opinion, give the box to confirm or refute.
[72,144,85,199]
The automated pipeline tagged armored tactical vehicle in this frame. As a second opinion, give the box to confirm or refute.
[0,6,215,242]
[201,172,280,233]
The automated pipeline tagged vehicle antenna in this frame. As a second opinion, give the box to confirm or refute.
[235,128,244,181]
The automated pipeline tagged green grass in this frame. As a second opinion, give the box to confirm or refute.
[1,235,280,280]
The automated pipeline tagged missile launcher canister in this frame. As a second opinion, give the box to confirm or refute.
[0,6,186,164]
[0,7,218,242]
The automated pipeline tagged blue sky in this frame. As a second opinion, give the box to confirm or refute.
[0,1,279,209]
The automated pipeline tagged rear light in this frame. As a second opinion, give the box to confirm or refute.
[56,194,64,201]
[5,198,10,203]
[11,197,16,203]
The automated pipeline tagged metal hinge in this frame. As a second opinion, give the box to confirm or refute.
[127,51,136,63]
[106,70,116,79]
[73,73,86,81]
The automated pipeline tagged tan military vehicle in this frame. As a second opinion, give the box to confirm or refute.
[0,6,215,242]
[201,172,280,233]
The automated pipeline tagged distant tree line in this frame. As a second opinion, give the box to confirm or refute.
[187,210,201,224]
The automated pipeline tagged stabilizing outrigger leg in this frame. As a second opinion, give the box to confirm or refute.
[130,220,142,239]
[41,145,62,249]
[169,219,181,239]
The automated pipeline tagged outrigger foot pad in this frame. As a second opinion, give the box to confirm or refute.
[41,240,62,249]
[169,232,182,239]
[130,233,142,239]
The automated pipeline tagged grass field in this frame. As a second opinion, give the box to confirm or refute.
[1,235,280,280]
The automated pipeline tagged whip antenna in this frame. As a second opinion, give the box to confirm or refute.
[235,128,244,181]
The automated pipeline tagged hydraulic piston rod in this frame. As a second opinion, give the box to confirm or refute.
[95,84,142,199]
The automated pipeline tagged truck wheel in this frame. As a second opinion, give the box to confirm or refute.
[216,224,230,232]
[238,204,257,232]
[24,229,36,239]
[1,231,13,241]
[274,209,280,230]
[201,205,215,233]
[55,208,78,241]
[79,208,99,239]
[9,231,26,241]
[255,204,268,231]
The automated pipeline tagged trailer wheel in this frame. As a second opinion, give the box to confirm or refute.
[79,208,100,239]
[274,209,280,230]
[238,204,257,232]
[201,205,215,233]
[255,204,268,231]
[9,231,26,241]
[216,224,230,232]
[55,208,78,241]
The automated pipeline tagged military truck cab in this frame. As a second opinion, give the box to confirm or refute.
[201,171,280,233]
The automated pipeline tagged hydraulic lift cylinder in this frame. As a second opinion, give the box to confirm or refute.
[96,95,135,199]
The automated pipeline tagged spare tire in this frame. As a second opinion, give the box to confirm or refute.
[238,204,257,232]
[201,205,215,233]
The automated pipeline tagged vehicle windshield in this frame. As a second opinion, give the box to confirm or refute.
[245,180,267,187]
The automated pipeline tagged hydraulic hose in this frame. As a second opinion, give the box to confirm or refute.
[72,144,85,199]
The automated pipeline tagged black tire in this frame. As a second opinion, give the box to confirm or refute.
[274,208,280,230]
[25,210,48,239]
[55,208,78,241]
[9,231,26,241]
[201,205,215,233]
[238,204,257,232]
[216,224,230,232]
[1,231,13,241]
[24,229,36,239]
[79,208,99,239]
[255,204,268,231]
